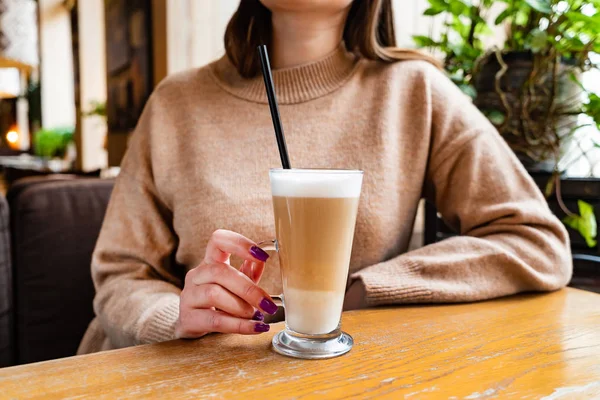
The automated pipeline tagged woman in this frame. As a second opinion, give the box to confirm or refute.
[79,0,571,353]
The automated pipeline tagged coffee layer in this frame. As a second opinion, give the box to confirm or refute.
[273,196,360,292]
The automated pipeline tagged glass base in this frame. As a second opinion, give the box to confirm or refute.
[272,329,353,359]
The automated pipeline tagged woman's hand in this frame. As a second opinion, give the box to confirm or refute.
[175,229,277,339]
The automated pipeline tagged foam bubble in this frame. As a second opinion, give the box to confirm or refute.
[270,169,363,198]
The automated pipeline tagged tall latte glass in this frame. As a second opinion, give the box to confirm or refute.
[263,169,363,359]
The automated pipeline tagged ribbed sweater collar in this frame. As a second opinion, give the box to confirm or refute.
[210,43,360,105]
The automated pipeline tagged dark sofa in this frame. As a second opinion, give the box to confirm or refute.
[0,177,113,367]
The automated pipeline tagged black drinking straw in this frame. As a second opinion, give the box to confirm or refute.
[258,45,292,169]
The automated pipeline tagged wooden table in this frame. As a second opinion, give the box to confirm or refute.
[2,288,600,399]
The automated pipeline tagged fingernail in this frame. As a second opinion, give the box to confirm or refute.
[254,323,270,333]
[260,297,278,315]
[249,246,269,262]
[251,310,264,321]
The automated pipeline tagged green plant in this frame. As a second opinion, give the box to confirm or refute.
[414,0,600,246]
[414,0,599,99]
[563,200,597,247]
[34,127,74,159]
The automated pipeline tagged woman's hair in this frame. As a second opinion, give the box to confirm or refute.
[224,0,441,78]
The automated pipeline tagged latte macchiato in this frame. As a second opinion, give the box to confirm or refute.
[270,170,362,335]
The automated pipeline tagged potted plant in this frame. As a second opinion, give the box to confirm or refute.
[34,127,75,169]
[414,0,600,247]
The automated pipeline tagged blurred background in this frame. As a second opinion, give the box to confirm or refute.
[0,0,466,183]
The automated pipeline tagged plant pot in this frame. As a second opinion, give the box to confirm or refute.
[473,51,581,173]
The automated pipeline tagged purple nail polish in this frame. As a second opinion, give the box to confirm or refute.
[252,310,264,321]
[260,297,278,315]
[249,246,269,262]
[254,323,270,333]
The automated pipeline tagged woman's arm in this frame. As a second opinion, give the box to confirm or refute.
[348,63,572,307]
[91,94,183,347]
[92,87,278,348]
[92,174,183,347]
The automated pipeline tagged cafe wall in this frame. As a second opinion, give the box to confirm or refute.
[77,0,108,172]
[39,0,75,131]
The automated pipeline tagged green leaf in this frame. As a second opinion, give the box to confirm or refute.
[484,110,506,125]
[448,42,465,56]
[524,0,552,13]
[448,0,469,16]
[562,215,579,231]
[524,28,549,53]
[412,35,438,48]
[424,6,446,16]
[564,11,600,26]
[583,92,600,130]
[562,200,598,248]
[494,8,512,25]
[544,176,555,198]
[515,9,530,25]
[475,21,494,36]
[427,0,448,7]
[569,72,585,89]
[449,69,465,83]
[579,202,597,248]
[579,200,595,219]
[459,84,477,99]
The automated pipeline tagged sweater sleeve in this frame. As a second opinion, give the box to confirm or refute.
[91,92,183,348]
[351,63,572,306]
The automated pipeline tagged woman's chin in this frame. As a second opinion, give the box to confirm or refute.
[259,0,353,14]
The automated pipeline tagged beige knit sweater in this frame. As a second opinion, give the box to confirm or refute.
[78,45,572,354]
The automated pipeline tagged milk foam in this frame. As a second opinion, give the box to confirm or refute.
[270,169,363,198]
[284,287,345,334]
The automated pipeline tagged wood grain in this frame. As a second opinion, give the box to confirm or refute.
[1,288,600,399]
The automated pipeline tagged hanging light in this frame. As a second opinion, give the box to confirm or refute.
[5,125,19,149]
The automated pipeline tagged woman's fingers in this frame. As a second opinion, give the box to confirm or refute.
[204,229,270,265]
[240,259,253,281]
[176,309,270,338]
[189,263,278,315]
[251,261,266,283]
[177,229,275,340]
[184,283,259,320]
[240,260,266,284]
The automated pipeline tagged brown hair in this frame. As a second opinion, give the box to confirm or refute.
[224,0,441,78]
